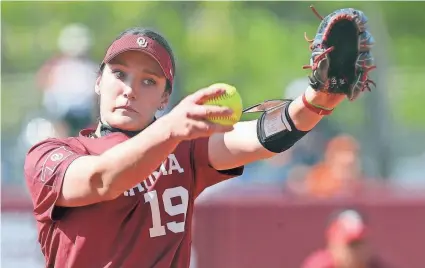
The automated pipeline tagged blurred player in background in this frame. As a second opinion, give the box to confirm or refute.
[36,23,98,137]
[302,209,391,268]
[25,26,357,267]
[304,134,363,198]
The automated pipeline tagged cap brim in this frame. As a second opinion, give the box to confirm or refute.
[102,35,174,86]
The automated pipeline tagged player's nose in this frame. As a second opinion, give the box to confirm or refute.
[122,75,136,100]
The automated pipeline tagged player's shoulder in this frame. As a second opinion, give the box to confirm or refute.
[27,136,83,156]
[32,128,131,153]
[24,137,83,171]
[23,137,82,183]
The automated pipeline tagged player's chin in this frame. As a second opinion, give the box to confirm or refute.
[110,114,144,131]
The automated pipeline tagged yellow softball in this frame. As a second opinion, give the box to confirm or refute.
[204,83,243,126]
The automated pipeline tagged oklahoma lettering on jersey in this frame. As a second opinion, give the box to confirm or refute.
[124,153,185,197]
[24,129,243,268]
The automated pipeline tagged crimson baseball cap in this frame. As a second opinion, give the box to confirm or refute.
[102,34,174,91]
[326,209,367,244]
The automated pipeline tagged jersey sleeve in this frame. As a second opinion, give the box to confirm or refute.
[24,139,83,222]
[192,137,244,198]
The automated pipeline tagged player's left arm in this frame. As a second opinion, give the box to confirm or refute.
[208,86,344,170]
[209,6,376,171]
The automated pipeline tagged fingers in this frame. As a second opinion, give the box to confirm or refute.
[188,86,227,105]
[186,105,233,120]
[170,86,237,139]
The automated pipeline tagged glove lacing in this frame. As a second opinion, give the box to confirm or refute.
[302,5,377,93]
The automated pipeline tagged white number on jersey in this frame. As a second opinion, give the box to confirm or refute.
[144,186,189,238]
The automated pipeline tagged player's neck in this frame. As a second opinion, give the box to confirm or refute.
[94,118,157,138]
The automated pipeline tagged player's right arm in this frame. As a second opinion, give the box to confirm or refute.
[25,87,233,211]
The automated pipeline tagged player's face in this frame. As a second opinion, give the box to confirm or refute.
[96,50,169,131]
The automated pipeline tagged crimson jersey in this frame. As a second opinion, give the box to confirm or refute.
[24,129,243,268]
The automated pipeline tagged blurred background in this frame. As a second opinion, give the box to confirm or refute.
[1,2,425,268]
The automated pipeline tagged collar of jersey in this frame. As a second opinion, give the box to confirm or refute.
[99,118,157,138]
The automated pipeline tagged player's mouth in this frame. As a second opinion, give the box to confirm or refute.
[115,105,137,113]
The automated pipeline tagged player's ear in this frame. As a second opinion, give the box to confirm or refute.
[159,90,170,111]
[95,76,101,95]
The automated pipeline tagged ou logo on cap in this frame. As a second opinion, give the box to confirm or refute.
[137,37,148,48]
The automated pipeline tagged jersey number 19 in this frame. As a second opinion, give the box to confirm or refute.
[144,186,189,238]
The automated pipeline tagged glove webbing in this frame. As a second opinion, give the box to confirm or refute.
[302,5,377,93]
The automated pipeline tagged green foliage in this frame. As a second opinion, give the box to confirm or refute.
[1,2,424,130]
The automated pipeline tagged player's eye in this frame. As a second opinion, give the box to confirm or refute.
[112,70,126,80]
[142,78,157,86]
